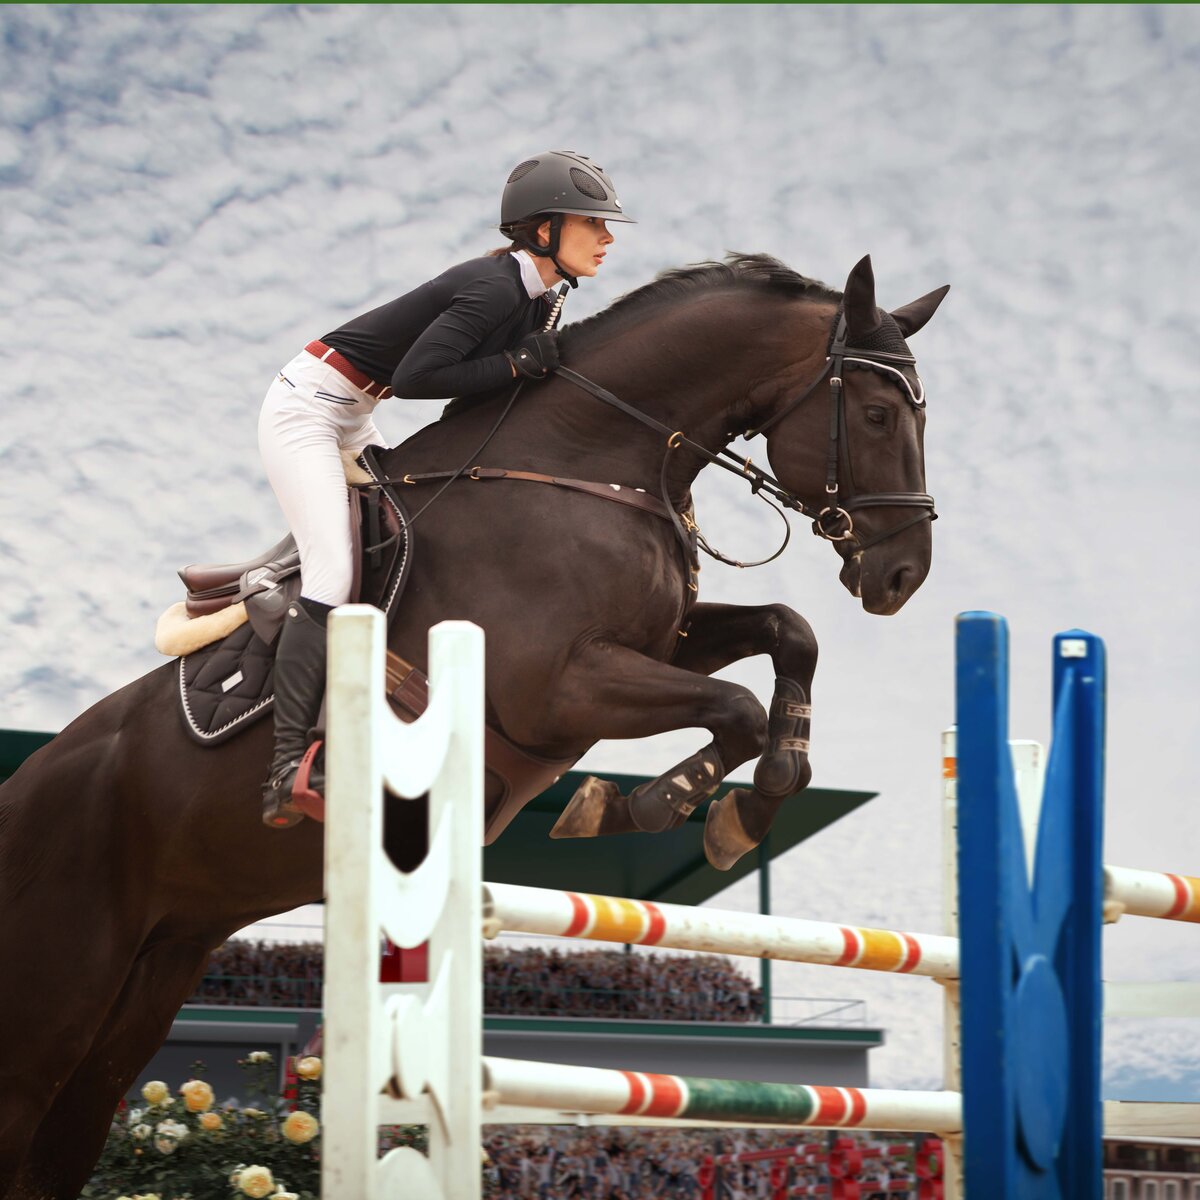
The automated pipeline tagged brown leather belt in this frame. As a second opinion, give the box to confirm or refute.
[305,339,393,400]
[399,467,673,521]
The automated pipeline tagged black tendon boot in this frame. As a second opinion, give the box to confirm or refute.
[262,597,331,829]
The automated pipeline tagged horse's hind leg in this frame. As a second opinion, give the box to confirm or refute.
[668,602,818,870]
[544,639,770,841]
[10,938,212,1200]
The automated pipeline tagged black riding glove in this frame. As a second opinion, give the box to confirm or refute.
[505,331,559,379]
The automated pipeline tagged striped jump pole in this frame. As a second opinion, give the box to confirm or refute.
[482,1055,963,1134]
[1104,865,1200,923]
[484,882,959,978]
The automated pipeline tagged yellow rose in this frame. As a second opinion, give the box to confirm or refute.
[199,1111,223,1132]
[238,1165,274,1198]
[180,1079,214,1113]
[281,1110,319,1145]
[141,1080,169,1105]
[294,1056,322,1080]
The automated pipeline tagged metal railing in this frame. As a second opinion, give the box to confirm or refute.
[771,995,869,1028]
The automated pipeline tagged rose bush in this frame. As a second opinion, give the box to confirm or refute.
[84,1050,473,1199]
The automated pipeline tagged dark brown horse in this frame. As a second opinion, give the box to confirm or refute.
[0,253,946,1199]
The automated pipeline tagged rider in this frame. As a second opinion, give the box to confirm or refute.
[259,150,634,828]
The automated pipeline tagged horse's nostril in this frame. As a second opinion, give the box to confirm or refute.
[890,565,914,598]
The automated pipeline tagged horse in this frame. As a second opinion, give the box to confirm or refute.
[0,252,946,1199]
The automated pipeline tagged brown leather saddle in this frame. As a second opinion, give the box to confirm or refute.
[175,446,574,843]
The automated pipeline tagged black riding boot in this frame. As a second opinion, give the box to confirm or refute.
[262,597,330,829]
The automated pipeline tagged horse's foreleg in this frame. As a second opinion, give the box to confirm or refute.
[670,602,818,870]
[547,642,768,840]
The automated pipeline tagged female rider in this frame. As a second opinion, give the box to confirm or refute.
[259,150,634,828]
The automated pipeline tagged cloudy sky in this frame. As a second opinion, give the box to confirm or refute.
[2,4,1197,1101]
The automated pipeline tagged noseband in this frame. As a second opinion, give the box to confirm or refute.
[744,313,937,550]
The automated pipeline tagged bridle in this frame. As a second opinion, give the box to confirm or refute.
[742,311,937,549]
[555,309,937,571]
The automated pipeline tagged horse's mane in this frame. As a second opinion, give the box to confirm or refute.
[439,254,839,420]
[559,252,842,351]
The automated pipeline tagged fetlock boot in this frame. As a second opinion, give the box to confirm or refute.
[262,597,330,829]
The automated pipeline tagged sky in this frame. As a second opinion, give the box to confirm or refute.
[1,4,1198,1102]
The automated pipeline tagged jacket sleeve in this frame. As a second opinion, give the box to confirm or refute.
[390,273,522,399]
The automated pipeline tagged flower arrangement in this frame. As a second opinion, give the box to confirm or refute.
[83,1049,470,1199]
[81,1053,323,1200]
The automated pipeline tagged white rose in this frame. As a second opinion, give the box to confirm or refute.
[131,1123,152,1140]
[247,1051,273,1064]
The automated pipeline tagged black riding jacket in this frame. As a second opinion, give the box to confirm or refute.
[320,253,551,399]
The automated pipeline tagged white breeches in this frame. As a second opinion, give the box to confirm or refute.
[258,349,384,606]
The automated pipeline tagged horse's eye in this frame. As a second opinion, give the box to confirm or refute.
[866,406,888,425]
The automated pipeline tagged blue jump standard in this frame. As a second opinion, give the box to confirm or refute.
[956,613,1105,1197]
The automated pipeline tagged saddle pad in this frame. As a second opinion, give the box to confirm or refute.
[179,620,276,745]
[177,449,412,746]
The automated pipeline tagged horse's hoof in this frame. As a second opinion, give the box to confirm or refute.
[550,776,623,838]
[703,788,758,871]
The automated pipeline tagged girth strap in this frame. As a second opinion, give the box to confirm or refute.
[398,466,675,522]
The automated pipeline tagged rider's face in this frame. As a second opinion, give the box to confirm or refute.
[537,214,615,278]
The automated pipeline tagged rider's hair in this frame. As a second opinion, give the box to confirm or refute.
[486,214,549,257]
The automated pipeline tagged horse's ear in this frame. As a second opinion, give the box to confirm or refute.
[843,255,881,340]
[891,285,950,338]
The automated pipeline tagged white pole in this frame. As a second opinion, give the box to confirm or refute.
[484,882,959,977]
[940,728,963,1200]
[424,621,485,1194]
[322,609,485,1200]
[323,605,389,1199]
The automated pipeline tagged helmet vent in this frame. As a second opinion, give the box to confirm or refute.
[507,159,539,184]
[569,167,607,201]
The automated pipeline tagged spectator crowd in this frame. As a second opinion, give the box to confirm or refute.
[483,945,763,1022]
[482,1126,771,1199]
[479,1128,919,1199]
[191,940,763,1022]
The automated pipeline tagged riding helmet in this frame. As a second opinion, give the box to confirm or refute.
[500,150,636,233]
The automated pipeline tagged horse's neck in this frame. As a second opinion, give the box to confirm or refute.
[536,298,791,498]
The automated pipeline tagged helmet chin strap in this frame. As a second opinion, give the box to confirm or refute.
[523,214,579,289]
